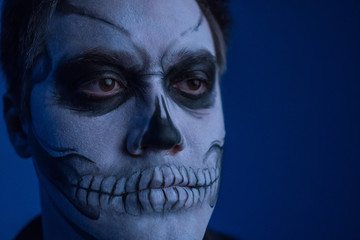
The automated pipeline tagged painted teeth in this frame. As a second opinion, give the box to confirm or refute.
[204,169,211,186]
[88,191,99,208]
[80,175,92,188]
[150,189,165,213]
[161,166,174,187]
[188,167,197,186]
[73,165,220,215]
[192,188,200,205]
[126,170,140,193]
[91,176,102,191]
[75,166,219,196]
[172,187,186,211]
[170,165,182,185]
[77,188,87,205]
[150,166,162,188]
[101,176,116,193]
[138,189,152,212]
[113,178,126,195]
[139,168,152,191]
[199,187,206,204]
[210,168,216,183]
[184,188,194,208]
[163,187,178,211]
[179,166,188,185]
[125,194,141,216]
[197,169,205,186]
[112,196,125,214]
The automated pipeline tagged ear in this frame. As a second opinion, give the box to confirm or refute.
[3,92,32,158]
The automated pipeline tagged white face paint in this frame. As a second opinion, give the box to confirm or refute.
[29,0,225,239]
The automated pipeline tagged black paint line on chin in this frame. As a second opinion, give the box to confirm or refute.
[56,0,130,37]
[51,199,98,240]
[180,11,204,37]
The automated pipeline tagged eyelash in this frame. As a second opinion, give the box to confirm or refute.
[170,71,210,97]
[77,72,126,98]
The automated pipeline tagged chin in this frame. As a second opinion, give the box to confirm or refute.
[93,205,214,240]
[36,159,219,240]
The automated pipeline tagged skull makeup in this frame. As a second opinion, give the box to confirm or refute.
[4,0,226,239]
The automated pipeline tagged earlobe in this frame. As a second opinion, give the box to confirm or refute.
[3,92,32,158]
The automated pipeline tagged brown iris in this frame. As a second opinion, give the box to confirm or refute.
[78,76,124,98]
[186,79,202,91]
[99,78,116,92]
[172,77,207,95]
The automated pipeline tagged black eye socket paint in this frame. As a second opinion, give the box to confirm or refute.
[55,50,217,115]
[164,50,217,110]
[55,51,147,116]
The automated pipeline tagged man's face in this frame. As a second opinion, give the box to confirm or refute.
[29,0,225,239]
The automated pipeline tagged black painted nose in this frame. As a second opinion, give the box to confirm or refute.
[140,96,181,150]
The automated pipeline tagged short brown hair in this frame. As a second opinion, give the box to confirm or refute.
[1,0,230,115]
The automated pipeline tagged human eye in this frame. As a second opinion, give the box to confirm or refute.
[56,66,132,115]
[78,73,126,99]
[167,69,216,110]
[171,71,208,96]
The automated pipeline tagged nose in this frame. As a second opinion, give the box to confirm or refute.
[141,96,182,150]
[126,96,182,156]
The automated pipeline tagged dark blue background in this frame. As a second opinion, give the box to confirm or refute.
[1,1,359,239]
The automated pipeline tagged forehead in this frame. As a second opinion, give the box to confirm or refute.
[48,0,215,66]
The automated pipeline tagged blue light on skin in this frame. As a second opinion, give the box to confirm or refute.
[23,0,226,239]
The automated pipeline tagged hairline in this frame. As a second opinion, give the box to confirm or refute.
[2,0,227,118]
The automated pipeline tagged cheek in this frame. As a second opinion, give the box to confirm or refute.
[30,79,225,171]
[176,86,225,145]
[30,81,135,168]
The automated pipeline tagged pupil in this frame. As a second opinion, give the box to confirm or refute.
[100,79,115,91]
[188,79,201,90]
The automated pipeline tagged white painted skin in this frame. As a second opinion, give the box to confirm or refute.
[29,0,225,239]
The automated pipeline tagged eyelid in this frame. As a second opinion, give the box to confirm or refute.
[76,71,127,99]
[78,70,127,87]
[172,70,209,83]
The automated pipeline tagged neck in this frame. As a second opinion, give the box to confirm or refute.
[39,185,95,240]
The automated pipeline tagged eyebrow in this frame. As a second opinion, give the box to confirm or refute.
[53,48,217,99]
[56,49,216,79]
[56,0,130,37]
[56,49,146,75]
[161,49,216,73]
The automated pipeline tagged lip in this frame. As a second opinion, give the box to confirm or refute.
[71,165,220,215]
